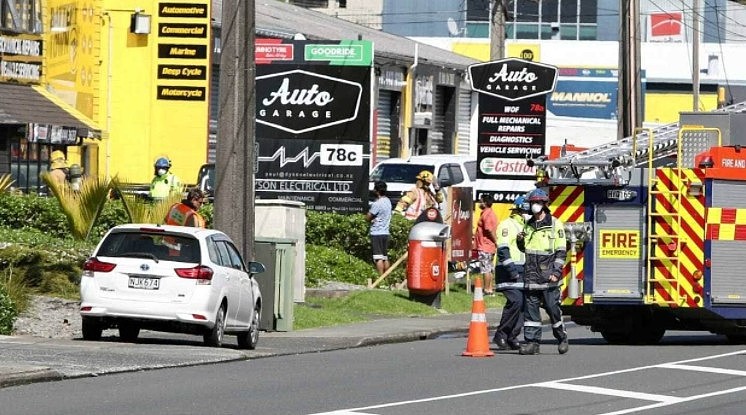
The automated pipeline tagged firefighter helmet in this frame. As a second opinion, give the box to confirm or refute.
[154,157,171,169]
[416,170,434,184]
[527,188,549,203]
[513,195,529,211]
[50,150,67,170]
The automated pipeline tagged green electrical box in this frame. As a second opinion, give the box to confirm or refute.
[254,237,296,332]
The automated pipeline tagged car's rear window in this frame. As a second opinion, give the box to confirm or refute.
[370,164,433,184]
[96,231,200,263]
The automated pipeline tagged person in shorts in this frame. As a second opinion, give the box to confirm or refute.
[366,181,392,275]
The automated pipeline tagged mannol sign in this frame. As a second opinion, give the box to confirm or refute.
[257,69,362,134]
[468,58,558,101]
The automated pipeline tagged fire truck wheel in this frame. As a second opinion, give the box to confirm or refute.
[726,334,746,344]
[630,325,665,345]
[600,330,629,345]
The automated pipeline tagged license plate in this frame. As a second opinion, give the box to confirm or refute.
[128,276,160,290]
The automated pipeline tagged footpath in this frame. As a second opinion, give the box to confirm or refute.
[0,310,504,389]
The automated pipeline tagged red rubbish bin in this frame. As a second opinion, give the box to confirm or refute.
[407,222,451,295]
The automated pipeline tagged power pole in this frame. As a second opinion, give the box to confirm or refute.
[692,0,701,111]
[618,0,642,140]
[216,1,257,260]
[490,0,505,60]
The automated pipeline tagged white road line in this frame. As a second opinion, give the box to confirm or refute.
[313,412,379,415]
[308,350,746,415]
[595,384,746,415]
[658,363,746,377]
[536,381,684,403]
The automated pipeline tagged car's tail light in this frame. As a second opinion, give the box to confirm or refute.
[175,265,213,280]
[83,258,116,276]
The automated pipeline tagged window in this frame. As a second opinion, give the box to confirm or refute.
[222,242,246,271]
[506,0,597,40]
[214,241,233,268]
[97,232,200,263]
[438,164,464,186]
[1,0,42,33]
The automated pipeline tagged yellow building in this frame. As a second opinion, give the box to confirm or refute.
[0,0,211,191]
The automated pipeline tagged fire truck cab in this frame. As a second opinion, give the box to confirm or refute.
[531,103,746,344]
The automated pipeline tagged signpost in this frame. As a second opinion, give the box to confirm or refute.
[255,39,373,213]
[468,58,558,202]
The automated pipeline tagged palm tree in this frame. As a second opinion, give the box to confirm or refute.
[41,173,112,241]
[114,181,183,224]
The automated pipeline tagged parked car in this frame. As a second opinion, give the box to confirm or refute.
[368,155,480,207]
[80,224,264,348]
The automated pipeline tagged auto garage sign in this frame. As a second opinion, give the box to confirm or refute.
[468,58,558,101]
[468,58,558,202]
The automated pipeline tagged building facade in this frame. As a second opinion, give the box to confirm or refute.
[0,0,211,193]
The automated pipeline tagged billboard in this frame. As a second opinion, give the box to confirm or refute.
[547,68,646,120]
[468,58,558,202]
[255,39,373,214]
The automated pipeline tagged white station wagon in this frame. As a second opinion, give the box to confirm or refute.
[80,224,264,349]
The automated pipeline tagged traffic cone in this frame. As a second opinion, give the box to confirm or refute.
[462,276,494,357]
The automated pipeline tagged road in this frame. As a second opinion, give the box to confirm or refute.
[2,324,746,415]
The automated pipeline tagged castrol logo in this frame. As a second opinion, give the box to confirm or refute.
[480,158,537,176]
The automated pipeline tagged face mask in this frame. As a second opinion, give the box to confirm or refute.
[531,203,543,214]
[157,169,167,176]
[522,213,532,221]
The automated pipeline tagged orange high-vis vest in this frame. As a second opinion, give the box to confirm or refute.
[165,203,206,228]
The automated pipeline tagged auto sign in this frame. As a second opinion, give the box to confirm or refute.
[256,69,363,134]
[468,58,558,101]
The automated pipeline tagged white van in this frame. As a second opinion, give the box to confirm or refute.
[368,155,479,207]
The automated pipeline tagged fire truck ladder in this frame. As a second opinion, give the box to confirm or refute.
[530,100,746,186]
[644,127,722,306]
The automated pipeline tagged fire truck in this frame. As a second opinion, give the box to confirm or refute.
[529,101,746,344]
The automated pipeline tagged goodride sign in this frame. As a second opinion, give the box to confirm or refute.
[255,39,373,214]
[468,58,558,203]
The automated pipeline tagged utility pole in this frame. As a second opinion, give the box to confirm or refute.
[617,0,642,140]
[216,1,256,260]
[490,0,505,60]
[692,0,701,111]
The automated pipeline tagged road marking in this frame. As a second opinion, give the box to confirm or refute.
[308,350,746,415]
[658,363,746,377]
[536,381,684,403]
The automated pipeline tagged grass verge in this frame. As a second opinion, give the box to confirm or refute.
[294,285,505,330]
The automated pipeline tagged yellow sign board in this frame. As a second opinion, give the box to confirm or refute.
[507,44,541,61]
[599,230,640,259]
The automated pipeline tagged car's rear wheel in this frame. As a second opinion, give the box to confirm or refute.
[118,322,140,342]
[237,306,260,350]
[204,305,226,347]
[82,317,103,341]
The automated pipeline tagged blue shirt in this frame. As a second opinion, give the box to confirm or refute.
[369,196,392,236]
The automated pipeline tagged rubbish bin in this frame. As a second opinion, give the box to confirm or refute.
[254,238,296,331]
[407,221,450,303]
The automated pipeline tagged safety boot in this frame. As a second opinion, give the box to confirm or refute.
[558,339,569,355]
[518,342,540,355]
[494,338,510,350]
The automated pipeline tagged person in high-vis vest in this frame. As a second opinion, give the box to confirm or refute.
[165,187,206,228]
[149,157,182,201]
[517,188,568,355]
[394,170,443,220]
[492,195,530,350]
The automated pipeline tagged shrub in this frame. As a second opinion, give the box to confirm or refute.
[0,283,18,335]
[305,244,378,287]
[305,210,412,264]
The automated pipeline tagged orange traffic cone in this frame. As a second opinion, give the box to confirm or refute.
[462,276,494,357]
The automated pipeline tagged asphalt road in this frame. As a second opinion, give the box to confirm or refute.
[2,324,746,415]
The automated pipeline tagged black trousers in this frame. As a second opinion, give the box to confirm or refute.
[523,288,566,344]
[494,288,524,343]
